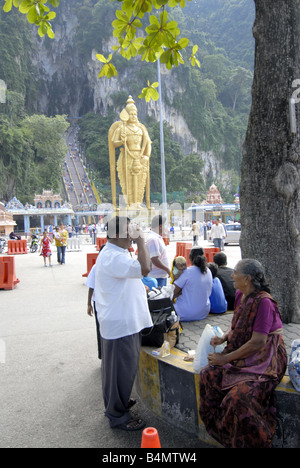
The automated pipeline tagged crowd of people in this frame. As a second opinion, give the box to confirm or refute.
[85,214,287,448]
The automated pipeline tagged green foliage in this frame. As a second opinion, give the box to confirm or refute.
[139,81,159,102]
[2,0,201,99]
[167,153,204,194]
[0,0,255,204]
[2,0,59,38]
[0,7,38,105]
[97,1,200,89]
[0,93,69,203]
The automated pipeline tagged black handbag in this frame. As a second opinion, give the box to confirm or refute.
[141,297,180,347]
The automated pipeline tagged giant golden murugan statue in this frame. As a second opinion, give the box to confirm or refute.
[108,96,151,210]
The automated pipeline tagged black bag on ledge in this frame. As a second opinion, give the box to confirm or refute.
[141,297,180,348]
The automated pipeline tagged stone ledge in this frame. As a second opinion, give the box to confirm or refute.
[135,346,300,448]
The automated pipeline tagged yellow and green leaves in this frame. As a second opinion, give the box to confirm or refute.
[2,0,58,38]
[2,0,200,101]
[112,9,143,39]
[189,44,200,68]
[139,81,159,102]
[96,54,118,79]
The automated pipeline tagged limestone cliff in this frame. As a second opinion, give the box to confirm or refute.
[28,1,223,179]
[24,0,253,188]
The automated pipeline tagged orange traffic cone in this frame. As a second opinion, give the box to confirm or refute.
[141,427,161,448]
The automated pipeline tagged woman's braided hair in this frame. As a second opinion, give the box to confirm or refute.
[189,247,207,274]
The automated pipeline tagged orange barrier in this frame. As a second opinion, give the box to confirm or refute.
[0,256,20,290]
[204,247,220,263]
[162,236,169,246]
[95,237,107,251]
[7,239,28,255]
[176,242,192,257]
[185,248,192,267]
[141,427,161,448]
[82,253,98,277]
[181,246,220,268]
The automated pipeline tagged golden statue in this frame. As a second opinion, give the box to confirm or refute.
[108,96,151,210]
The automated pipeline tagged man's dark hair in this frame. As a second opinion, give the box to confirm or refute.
[213,252,227,267]
[106,216,130,239]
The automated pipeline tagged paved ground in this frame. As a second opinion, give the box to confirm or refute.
[0,236,299,449]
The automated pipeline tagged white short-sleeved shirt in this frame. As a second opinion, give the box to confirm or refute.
[146,231,169,278]
[174,266,213,321]
[94,242,152,340]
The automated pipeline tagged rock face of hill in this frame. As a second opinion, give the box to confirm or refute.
[1,0,255,192]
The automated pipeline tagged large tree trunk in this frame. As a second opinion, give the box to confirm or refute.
[240,0,300,323]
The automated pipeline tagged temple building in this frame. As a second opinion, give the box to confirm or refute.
[203,183,224,205]
[0,202,17,236]
[5,192,74,236]
[188,183,239,223]
[34,190,63,209]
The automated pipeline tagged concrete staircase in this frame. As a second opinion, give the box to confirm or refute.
[62,125,99,223]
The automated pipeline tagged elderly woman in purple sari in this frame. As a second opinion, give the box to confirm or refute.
[199,259,287,448]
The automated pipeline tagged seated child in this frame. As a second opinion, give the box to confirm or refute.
[171,256,187,283]
[207,262,227,314]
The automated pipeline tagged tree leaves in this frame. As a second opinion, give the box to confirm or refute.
[2,0,58,38]
[96,2,200,99]
[96,53,117,78]
[139,81,159,102]
[0,96,69,203]
[2,0,200,101]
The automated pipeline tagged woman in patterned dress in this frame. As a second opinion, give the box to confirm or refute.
[199,259,287,448]
[39,231,53,267]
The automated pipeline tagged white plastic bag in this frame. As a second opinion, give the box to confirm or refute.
[148,285,175,300]
[288,339,300,392]
[193,324,225,374]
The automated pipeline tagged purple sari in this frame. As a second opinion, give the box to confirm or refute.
[199,291,287,448]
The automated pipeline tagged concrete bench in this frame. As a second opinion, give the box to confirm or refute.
[135,345,300,448]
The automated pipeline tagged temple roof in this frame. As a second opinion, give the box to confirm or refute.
[205,183,224,205]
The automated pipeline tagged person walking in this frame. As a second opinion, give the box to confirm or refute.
[210,218,226,251]
[39,230,53,267]
[54,224,68,265]
[189,220,200,246]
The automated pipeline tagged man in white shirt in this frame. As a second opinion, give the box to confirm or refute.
[210,218,226,251]
[189,220,200,246]
[146,215,170,287]
[94,216,152,431]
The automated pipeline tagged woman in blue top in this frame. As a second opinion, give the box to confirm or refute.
[207,262,227,314]
[173,247,212,321]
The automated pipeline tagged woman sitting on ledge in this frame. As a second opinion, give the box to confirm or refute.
[173,247,212,321]
[199,258,287,448]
